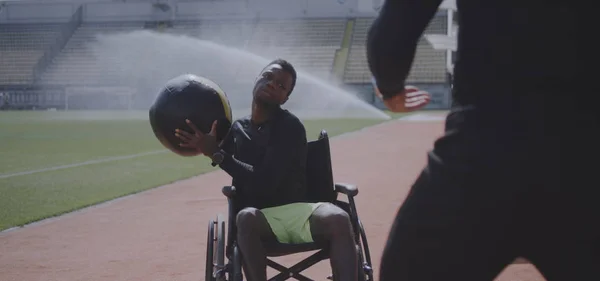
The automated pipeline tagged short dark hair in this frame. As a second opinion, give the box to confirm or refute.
[266,58,297,96]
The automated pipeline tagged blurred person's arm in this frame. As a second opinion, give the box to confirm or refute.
[366,0,444,99]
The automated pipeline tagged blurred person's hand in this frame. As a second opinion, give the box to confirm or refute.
[374,85,431,113]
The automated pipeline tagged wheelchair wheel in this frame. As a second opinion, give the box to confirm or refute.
[357,246,366,281]
[206,215,226,281]
[358,219,374,281]
[216,215,226,281]
[205,218,216,281]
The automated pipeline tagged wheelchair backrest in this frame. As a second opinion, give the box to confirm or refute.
[304,130,337,203]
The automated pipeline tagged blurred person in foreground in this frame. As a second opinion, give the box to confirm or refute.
[366,0,595,280]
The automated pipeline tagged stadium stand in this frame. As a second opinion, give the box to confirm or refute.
[164,18,345,81]
[39,21,145,86]
[163,19,256,85]
[38,18,344,87]
[170,19,255,47]
[0,1,454,111]
[245,18,346,78]
[344,15,447,84]
[1,14,449,109]
[0,23,64,85]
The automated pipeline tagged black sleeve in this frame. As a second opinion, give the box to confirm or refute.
[210,123,236,167]
[218,126,235,155]
[218,117,306,194]
[366,0,444,99]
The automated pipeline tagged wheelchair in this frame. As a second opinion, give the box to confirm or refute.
[205,130,374,281]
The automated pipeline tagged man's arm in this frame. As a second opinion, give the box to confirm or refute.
[366,0,444,99]
[210,122,236,167]
[218,118,306,194]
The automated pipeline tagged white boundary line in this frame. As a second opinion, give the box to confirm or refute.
[1,112,445,234]
[0,150,168,180]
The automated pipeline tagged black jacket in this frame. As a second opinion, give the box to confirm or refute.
[218,108,308,210]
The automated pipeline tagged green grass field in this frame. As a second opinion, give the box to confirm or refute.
[0,110,409,231]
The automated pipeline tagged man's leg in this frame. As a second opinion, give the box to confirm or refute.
[379,111,529,281]
[520,185,600,281]
[520,120,600,281]
[236,207,278,281]
[379,169,521,281]
[309,203,358,281]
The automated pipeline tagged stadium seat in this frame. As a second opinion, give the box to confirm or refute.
[0,23,63,85]
[343,16,447,84]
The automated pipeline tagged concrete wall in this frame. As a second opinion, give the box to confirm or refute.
[0,0,386,24]
[0,1,76,23]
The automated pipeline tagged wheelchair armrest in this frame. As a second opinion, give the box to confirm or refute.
[222,186,236,198]
[334,183,358,197]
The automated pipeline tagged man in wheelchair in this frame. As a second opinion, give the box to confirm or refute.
[176,59,359,281]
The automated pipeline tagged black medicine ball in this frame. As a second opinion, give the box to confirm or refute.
[149,74,233,157]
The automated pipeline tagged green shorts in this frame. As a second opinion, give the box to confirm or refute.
[261,202,326,244]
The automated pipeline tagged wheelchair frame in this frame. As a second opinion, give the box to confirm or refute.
[205,130,374,281]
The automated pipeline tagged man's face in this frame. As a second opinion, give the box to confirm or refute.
[253,64,293,105]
